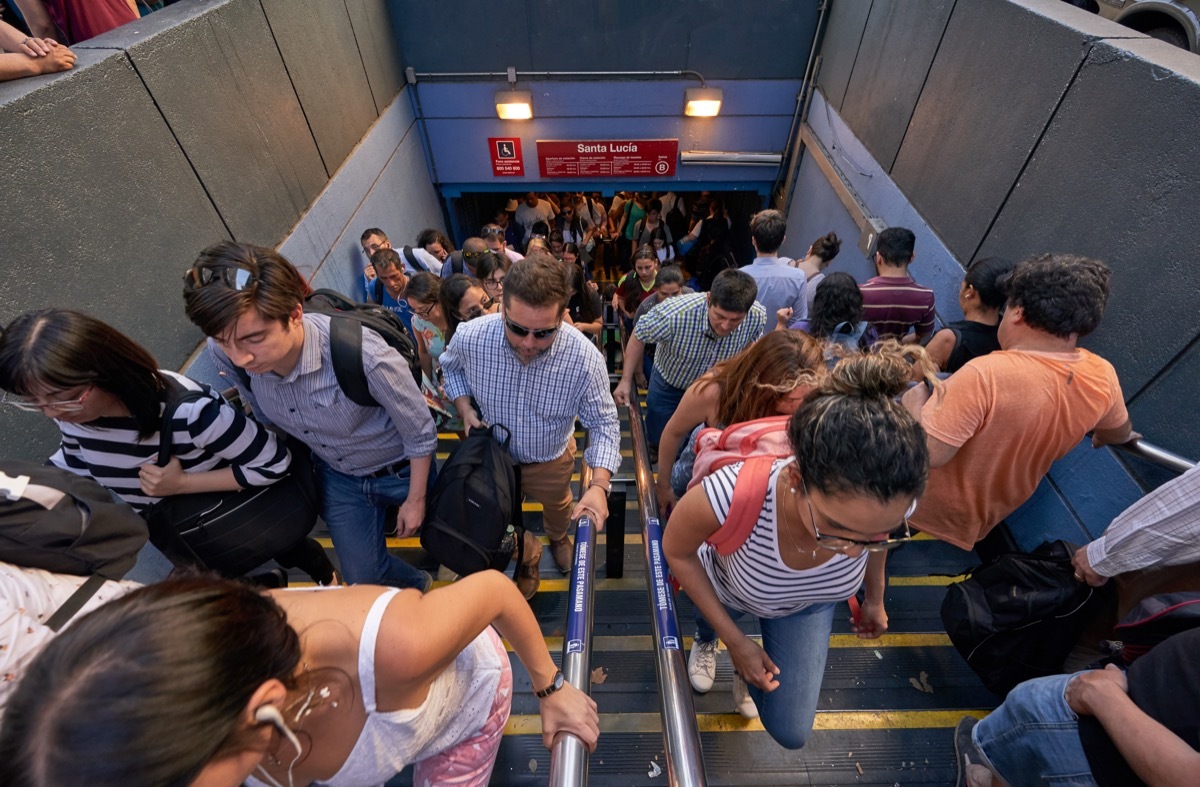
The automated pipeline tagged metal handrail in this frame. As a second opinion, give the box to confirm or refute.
[549,460,597,786]
[1110,438,1195,474]
[628,390,708,787]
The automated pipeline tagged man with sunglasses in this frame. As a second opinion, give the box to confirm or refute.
[183,242,438,592]
[440,236,488,279]
[440,255,622,593]
[482,223,524,263]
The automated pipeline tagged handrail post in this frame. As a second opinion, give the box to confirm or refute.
[549,462,597,786]
[628,390,708,787]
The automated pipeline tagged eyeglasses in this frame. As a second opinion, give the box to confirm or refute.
[184,265,257,292]
[3,386,94,413]
[504,317,559,340]
[482,277,505,293]
[412,302,436,319]
[801,478,915,553]
[461,295,495,321]
[463,250,489,261]
[482,227,504,237]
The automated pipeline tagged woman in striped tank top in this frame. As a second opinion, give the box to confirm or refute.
[664,346,932,749]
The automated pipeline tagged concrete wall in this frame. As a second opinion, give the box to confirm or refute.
[798,0,1200,542]
[0,0,424,461]
[387,0,818,79]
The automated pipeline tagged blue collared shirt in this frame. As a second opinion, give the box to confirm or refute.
[208,313,437,476]
[744,256,809,321]
[440,314,622,473]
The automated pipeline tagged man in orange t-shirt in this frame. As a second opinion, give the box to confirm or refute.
[903,254,1136,550]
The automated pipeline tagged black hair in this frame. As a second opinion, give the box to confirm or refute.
[750,209,787,254]
[709,269,758,313]
[876,227,916,266]
[0,309,168,438]
[1006,253,1111,338]
[807,272,864,339]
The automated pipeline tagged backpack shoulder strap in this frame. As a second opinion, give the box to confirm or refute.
[327,315,378,408]
[156,379,211,467]
[373,277,385,304]
[451,251,465,275]
[706,456,775,556]
[45,574,107,632]
[402,245,427,273]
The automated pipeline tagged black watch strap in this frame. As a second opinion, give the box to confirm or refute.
[534,670,565,699]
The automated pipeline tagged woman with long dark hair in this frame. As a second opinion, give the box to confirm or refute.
[0,309,333,585]
[0,572,599,785]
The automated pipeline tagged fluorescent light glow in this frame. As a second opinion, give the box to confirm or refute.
[495,89,532,120]
[684,87,723,117]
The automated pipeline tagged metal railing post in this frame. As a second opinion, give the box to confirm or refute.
[549,462,598,786]
[1110,439,1195,474]
[628,391,708,787]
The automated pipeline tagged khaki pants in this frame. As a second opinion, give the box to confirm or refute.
[519,449,575,541]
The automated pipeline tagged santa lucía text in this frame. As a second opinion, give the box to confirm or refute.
[577,143,639,153]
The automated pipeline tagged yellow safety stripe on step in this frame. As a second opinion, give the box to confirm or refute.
[439,431,589,441]
[314,533,648,550]
[503,708,989,735]
[504,632,952,653]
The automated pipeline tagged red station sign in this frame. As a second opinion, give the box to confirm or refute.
[537,139,678,178]
[489,137,524,176]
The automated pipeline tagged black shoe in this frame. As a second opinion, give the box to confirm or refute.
[954,716,987,787]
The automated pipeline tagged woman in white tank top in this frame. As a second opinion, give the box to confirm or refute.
[0,571,599,787]
[664,345,933,750]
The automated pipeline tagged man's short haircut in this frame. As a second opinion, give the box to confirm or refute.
[372,248,403,273]
[656,265,685,288]
[461,236,488,255]
[876,227,916,265]
[360,227,387,243]
[647,198,663,213]
[709,269,758,313]
[749,209,787,254]
[503,255,571,311]
[1007,253,1111,338]
[481,223,505,238]
[183,242,310,338]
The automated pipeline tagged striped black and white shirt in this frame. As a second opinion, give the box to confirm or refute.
[50,371,291,512]
[699,459,868,619]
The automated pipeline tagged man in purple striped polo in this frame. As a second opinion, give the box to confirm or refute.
[860,227,936,344]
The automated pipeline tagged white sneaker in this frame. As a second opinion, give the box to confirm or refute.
[687,638,718,693]
[732,673,759,719]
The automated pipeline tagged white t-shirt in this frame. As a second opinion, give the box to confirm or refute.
[514,199,556,235]
[699,459,868,618]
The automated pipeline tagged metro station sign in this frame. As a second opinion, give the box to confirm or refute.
[537,139,678,178]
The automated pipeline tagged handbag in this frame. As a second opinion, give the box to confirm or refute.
[142,383,319,577]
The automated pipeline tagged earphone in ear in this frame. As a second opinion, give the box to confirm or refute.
[255,705,302,760]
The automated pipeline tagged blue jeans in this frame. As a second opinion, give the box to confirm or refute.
[696,601,836,750]
[973,673,1098,786]
[645,367,687,447]
[315,458,434,588]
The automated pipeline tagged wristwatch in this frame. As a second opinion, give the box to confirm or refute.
[534,670,565,699]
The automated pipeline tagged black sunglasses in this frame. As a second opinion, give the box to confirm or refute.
[504,317,559,339]
[183,265,257,292]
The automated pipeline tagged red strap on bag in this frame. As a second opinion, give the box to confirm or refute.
[705,455,775,556]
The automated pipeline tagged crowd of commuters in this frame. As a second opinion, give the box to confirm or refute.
[2,185,1193,785]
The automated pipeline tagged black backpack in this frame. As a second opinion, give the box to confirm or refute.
[1111,592,1200,665]
[255,288,421,408]
[447,250,466,276]
[141,380,320,577]
[0,461,148,580]
[940,540,1113,696]
[420,424,523,577]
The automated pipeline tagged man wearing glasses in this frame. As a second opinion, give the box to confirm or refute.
[440,236,489,279]
[440,255,621,595]
[482,223,524,264]
[183,242,438,591]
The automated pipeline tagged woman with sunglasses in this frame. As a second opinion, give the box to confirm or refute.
[663,345,931,748]
[401,273,461,431]
[0,308,335,585]
[440,274,498,343]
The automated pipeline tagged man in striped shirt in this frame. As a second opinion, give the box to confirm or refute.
[441,255,622,592]
[184,242,438,591]
[860,226,936,343]
[614,269,766,450]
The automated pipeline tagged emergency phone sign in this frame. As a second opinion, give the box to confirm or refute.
[489,137,524,177]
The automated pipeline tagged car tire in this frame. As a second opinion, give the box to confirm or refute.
[1144,23,1189,50]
